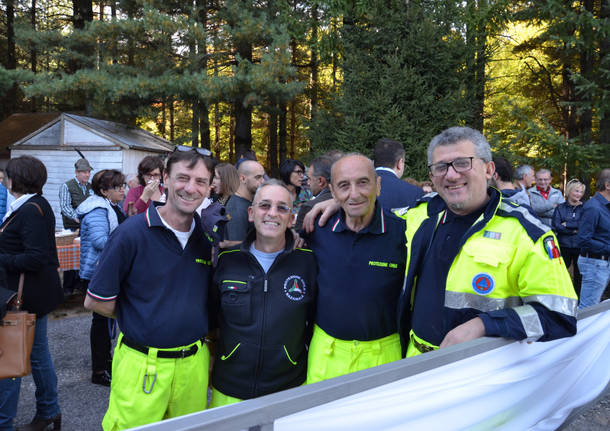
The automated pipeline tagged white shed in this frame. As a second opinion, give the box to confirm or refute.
[10,113,173,230]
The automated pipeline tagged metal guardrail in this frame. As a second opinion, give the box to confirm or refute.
[135,300,610,431]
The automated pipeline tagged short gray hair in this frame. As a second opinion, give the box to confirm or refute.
[252,178,293,206]
[427,127,491,165]
[514,164,534,181]
[535,168,551,178]
[596,169,610,191]
[310,155,333,182]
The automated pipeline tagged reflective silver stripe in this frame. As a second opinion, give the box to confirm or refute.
[445,291,578,317]
[499,201,550,233]
[523,294,577,317]
[445,291,523,312]
[513,304,543,341]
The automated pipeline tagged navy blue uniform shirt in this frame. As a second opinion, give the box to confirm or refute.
[304,203,406,340]
[87,203,214,348]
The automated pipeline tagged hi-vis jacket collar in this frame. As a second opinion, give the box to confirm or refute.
[426,187,500,223]
[330,201,386,234]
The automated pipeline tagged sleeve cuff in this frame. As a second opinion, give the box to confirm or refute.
[86,289,117,302]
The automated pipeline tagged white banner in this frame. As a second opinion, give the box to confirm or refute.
[276,308,610,431]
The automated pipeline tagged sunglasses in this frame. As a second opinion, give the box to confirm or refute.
[173,145,212,156]
[254,201,291,214]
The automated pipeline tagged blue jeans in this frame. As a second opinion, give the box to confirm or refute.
[578,256,610,309]
[0,315,61,430]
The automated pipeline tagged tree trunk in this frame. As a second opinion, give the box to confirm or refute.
[1,0,17,120]
[233,36,253,158]
[290,101,297,158]
[197,0,211,149]
[30,0,38,111]
[229,111,235,162]
[268,106,279,177]
[192,100,200,147]
[214,102,221,157]
[473,0,486,132]
[310,3,319,121]
[600,0,610,146]
[577,0,594,144]
[279,101,287,164]
[170,99,175,142]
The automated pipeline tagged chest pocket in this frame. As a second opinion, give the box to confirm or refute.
[461,238,516,268]
[220,280,252,325]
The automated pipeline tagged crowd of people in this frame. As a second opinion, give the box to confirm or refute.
[0,126,608,430]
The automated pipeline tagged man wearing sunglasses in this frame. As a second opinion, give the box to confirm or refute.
[210,180,317,407]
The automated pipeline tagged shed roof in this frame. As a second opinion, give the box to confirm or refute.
[0,112,62,154]
[9,113,173,153]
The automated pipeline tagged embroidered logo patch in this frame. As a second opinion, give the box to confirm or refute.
[483,230,502,240]
[543,236,561,259]
[283,275,306,301]
[472,273,495,295]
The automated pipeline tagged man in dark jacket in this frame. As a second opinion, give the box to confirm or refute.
[577,169,610,309]
[210,179,317,407]
[374,138,423,210]
[295,155,333,231]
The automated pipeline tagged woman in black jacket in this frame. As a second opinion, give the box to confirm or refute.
[552,179,586,297]
[0,156,63,431]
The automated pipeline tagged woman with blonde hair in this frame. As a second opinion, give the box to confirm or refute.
[552,179,586,296]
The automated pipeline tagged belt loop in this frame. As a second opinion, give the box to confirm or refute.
[143,348,158,394]
[324,338,335,356]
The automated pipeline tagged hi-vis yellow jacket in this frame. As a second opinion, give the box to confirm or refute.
[394,188,578,355]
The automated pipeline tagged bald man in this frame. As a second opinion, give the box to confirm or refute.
[224,160,265,244]
[302,153,406,384]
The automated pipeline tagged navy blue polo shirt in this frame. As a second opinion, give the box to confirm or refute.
[87,203,214,348]
[411,207,484,346]
[304,203,406,340]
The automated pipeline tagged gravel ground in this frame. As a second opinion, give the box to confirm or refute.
[10,299,610,431]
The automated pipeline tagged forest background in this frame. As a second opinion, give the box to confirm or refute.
[0,0,608,186]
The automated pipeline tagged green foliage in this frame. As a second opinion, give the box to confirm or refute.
[309,0,475,180]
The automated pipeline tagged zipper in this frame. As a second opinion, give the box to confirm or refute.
[254,274,268,395]
[249,250,285,396]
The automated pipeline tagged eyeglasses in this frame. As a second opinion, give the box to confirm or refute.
[112,184,126,191]
[293,169,305,176]
[567,178,582,185]
[429,157,478,177]
[144,173,161,179]
[174,144,212,156]
[254,201,291,214]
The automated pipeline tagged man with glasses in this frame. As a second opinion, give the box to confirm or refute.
[303,153,406,383]
[528,168,564,227]
[395,127,576,356]
[210,179,317,407]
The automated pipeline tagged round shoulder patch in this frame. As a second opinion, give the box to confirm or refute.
[472,273,495,295]
[284,275,307,301]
